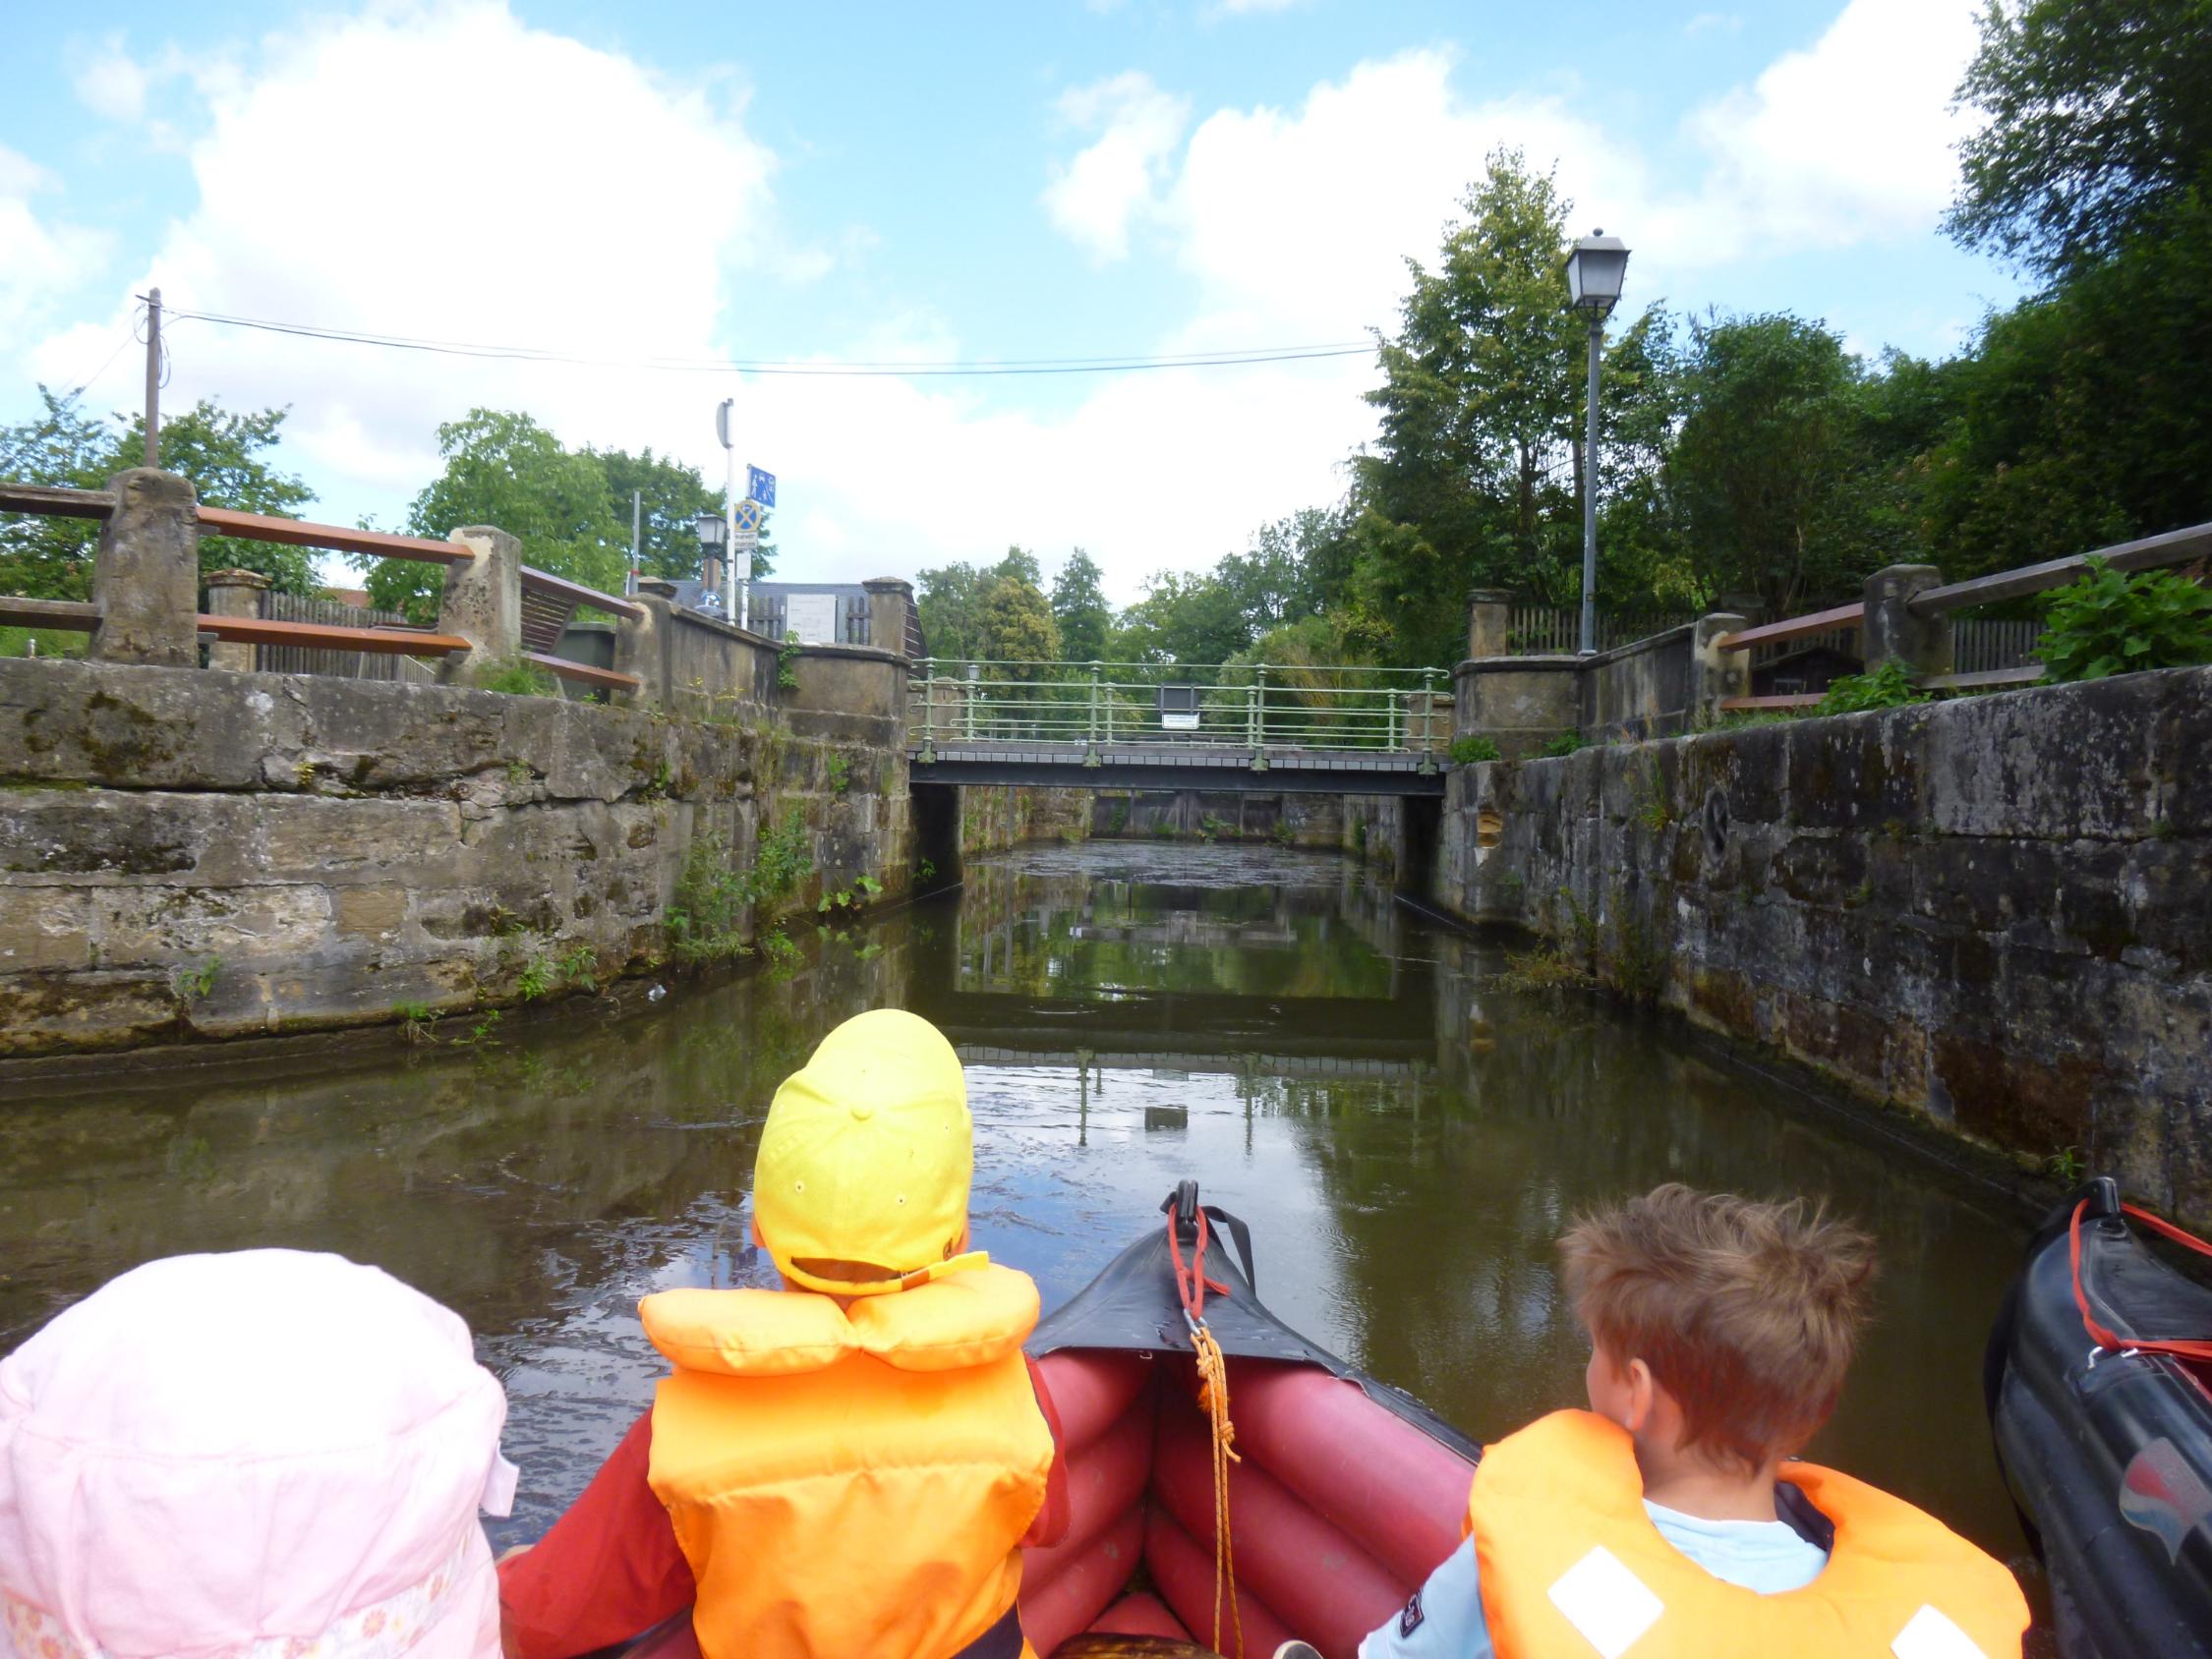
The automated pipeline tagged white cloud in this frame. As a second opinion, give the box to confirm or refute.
[17,0,1996,614]
[1683,12,1743,34]
[1043,73,1191,261]
[1672,0,1982,259]
[0,148,107,344]
[1215,0,1305,11]
[73,34,150,124]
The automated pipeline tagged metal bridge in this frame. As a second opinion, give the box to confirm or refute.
[905,658,1454,794]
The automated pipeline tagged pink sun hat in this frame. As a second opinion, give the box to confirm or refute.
[0,1250,515,1659]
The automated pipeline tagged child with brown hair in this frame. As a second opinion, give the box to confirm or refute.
[1345,1183,2029,1659]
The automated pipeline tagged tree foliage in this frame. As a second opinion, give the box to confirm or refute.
[1051,548,1112,663]
[1949,0,2212,277]
[365,410,629,619]
[1,388,317,600]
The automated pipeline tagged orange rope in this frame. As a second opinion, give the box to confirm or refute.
[1193,1318,1244,1659]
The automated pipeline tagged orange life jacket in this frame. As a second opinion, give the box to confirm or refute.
[641,1262,1056,1659]
[1466,1410,2028,1659]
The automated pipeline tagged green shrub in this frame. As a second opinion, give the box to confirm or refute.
[2037,557,2212,682]
[1816,658,1927,715]
[1540,732,1590,758]
[777,632,802,692]
[1449,734,1502,765]
[481,658,555,697]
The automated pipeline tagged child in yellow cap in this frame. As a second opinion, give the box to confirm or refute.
[499,1009,1068,1659]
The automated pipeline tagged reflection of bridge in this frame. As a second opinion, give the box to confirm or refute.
[910,985,1432,1062]
[954,1044,1425,1082]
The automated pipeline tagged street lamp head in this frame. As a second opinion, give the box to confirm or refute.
[694,508,728,550]
[1565,229,1631,315]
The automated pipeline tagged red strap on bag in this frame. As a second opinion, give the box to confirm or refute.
[1166,1205,1231,1322]
[2069,1198,2212,1365]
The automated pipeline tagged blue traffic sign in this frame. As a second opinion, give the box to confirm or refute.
[746,466,777,508]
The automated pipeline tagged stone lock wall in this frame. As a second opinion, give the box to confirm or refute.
[1435,666,2212,1225]
[0,657,910,1060]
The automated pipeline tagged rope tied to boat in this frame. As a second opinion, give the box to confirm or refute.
[2070,1196,2212,1367]
[1166,1203,1244,1659]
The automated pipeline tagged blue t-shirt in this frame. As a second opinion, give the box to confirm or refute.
[1359,1501,1829,1658]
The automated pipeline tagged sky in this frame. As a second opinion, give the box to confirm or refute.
[1,0,2018,601]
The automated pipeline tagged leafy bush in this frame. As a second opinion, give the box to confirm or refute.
[667,811,813,965]
[2037,556,2212,682]
[1540,732,1591,758]
[1816,658,1928,715]
[1449,734,1502,765]
[481,658,555,697]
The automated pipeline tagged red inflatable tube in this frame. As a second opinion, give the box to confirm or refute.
[1019,1504,1145,1658]
[1152,1396,1408,1657]
[1020,1402,1153,1596]
[1088,1591,1191,1640]
[1229,1360,1475,1587]
[1142,1502,1299,1658]
[1034,1349,1151,1455]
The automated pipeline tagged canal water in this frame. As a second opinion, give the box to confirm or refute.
[0,842,2033,1564]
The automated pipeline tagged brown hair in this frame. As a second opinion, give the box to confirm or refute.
[1559,1183,1877,1471]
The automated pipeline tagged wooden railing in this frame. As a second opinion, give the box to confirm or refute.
[1,482,642,692]
[1713,523,2212,712]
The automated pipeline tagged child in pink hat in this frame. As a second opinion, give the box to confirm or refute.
[0,1249,515,1659]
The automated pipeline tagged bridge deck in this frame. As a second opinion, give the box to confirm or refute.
[907,740,1444,794]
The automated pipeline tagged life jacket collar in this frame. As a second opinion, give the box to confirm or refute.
[639,1258,1039,1378]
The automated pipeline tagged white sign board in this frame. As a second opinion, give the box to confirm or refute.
[786,592,840,645]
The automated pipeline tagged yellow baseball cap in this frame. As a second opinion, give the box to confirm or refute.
[751,1008,984,1296]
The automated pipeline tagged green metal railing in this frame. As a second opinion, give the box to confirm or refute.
[906,658,1452,755]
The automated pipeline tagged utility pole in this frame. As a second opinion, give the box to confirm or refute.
[716,397,737,623]
[629,489,642,596]
[143,288,162,468]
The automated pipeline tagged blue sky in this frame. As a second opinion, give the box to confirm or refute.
[2,0,2015,598]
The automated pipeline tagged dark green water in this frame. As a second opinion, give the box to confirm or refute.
[0,843,2032,1560]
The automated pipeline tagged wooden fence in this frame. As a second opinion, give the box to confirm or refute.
[259,593,436,682]
[1507,608,1694,655]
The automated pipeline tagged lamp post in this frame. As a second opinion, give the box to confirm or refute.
[694,507,728,614]
[714,397,738,624]
[1564,229,1629,657]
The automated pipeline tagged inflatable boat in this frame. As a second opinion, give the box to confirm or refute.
[624,1180,1478,1659]
[1987,1176,2212,1657]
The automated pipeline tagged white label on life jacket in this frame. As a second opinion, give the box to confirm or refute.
[1892,1604,1987,1659]
[1546,1545,1664,1658]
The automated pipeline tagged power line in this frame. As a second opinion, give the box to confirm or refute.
[153,302,1373,377]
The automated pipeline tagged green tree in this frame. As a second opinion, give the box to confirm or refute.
[1664,315,1883,617]
[1113,569,1252,664]
[1949,0,2212,277]
[975,560,1059,666]
[1051,547,1113,664]
[589,446,774,583]
[1348,150,1679,662]
[1,389,318,601]
[364,410,627,620]
[915,561,987,664]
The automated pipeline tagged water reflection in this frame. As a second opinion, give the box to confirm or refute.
[0,843,2029,1556]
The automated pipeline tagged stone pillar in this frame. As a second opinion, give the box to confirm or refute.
[863,577,914,658]
[203,568,270,673]
[1862,564,1951,679]
[1466,588,1513,661]
[1692,612,1750,725]
[613,591,671,707]
[437,525,523,687]
[90,468,200,666]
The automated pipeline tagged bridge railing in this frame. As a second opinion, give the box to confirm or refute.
[907,658,1452,753]
[1712,521,2212,712]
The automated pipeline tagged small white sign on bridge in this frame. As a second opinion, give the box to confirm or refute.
[786,592,840,645]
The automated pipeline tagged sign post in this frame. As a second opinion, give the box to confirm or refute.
[730,496,766,633]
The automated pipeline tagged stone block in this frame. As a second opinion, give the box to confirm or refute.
[334,886,409,942]
[2157,666,2212,835]
[0,970,178,1057]
[90,469,200,667]
[1924,673,2165,839]
[0,891,97,971]
[262,797,464,883]
[1782,707,1929,832]
[437,526,523,687]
